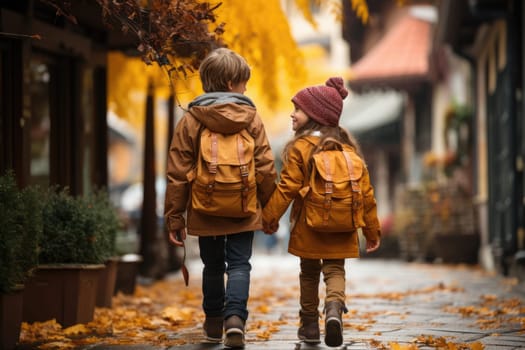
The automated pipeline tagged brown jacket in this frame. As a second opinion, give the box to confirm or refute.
[164,93,277,236]
[262,135,381,259]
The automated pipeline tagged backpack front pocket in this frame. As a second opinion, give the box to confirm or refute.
[304,191,354,232]
[192,180,257,218]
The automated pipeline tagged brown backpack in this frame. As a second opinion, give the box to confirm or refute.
[301,138,365,232]
[190,128,257,218]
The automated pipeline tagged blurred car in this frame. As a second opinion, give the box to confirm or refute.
[120,177,166,223]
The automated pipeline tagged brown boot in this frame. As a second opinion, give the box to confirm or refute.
[224,315,245,348]
[324,301,347,347]
[203,316,223,342]
[297,311,320,344]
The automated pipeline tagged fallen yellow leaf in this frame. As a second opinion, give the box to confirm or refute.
[469,341,485,350]
[38,340,74,349]
[161,306,195,323]
[389,341,418,349]
[63,324,89,336]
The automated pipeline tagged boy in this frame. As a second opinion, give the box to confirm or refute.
[164,48,277,348]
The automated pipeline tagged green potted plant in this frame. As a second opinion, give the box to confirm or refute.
[0,171,42,350]
[22,187,114,327]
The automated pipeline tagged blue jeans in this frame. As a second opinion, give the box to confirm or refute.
[199,231,254,321]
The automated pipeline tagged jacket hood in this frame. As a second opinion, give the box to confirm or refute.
[188,92,256,134]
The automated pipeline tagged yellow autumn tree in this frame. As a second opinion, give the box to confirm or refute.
[108,0,305,126]
[107,0,372,130]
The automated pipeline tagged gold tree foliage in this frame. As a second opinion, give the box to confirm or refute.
[295,0,369,27]
[107,51,202,129]
[215,0,307,108]
[105,0,378,125]
[106,0,408,126]
[44,0,412,127]
[108,0,310,126]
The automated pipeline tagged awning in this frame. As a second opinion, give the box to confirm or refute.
[341,90,403,142]
[347,13,433,92]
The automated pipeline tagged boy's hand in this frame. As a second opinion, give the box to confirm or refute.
[263,219,279,235]
[366,238,380,253]
[169,229,186,247]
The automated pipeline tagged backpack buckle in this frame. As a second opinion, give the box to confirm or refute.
[239,164,249,177]
[325,181,333,194]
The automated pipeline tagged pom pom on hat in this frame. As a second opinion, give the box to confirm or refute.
[291,77,349,127]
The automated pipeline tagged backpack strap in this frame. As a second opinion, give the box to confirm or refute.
[342,151,360,193]
[209,133,218,174]
[322,152,333,225]
[342,151,362,223]
[237,134,250,213]
[205,133,219,204]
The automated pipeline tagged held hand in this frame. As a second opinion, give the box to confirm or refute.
[366,237,381,253]
[262,219,279,235]
[268,221,279,234]
[169,229,186,247]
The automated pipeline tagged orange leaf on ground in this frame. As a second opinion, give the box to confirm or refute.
[63,324,89,336]
[389,341,418,349]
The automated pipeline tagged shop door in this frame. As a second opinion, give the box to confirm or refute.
[487,62,518,268]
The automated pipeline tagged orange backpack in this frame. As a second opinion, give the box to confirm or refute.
[190,128,257,218]
[301,139,365,232]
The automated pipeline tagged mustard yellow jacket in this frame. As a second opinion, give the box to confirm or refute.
[164,93,277,236]
[263,135,381,259]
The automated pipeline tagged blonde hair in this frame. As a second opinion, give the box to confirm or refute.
[281,119,363,164]
[199,48,251,92]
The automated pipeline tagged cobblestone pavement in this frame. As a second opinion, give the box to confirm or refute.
[18,254,525,350]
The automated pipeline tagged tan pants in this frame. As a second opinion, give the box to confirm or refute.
[299,258,346,318]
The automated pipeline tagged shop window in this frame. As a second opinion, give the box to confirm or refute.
[29,57,52,187]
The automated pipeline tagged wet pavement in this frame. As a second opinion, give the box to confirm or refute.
[18,254,525,349]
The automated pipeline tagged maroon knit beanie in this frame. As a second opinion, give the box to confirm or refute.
[292,77,349,127]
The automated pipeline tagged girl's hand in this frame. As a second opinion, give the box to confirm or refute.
[366,238,380,253]
[169,229,186,247]
[263,219,279,234]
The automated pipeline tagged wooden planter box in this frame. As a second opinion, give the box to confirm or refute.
[114,254,143,295]
[1,286,24,350]
[23,264,104,327]
[96,258,119,308]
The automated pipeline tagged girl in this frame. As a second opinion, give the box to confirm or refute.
[262,77,381,347]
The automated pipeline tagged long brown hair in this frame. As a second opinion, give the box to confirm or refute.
[281,119,363,164]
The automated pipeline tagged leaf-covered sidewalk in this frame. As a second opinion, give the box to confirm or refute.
[18,255,525,349]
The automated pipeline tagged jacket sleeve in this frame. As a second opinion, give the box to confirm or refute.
[250,114,277,207]
[164,114,196,231]
[360,165,381,241]
[262,141,305,224]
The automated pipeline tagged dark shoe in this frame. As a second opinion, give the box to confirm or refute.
[298,312,320,344]
[203,316,223,342]
[324,301,346,347]
[224,315,245,348]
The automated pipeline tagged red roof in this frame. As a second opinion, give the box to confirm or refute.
[347,15,433,91]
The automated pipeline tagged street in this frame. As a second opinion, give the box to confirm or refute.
[18,252,525,349]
